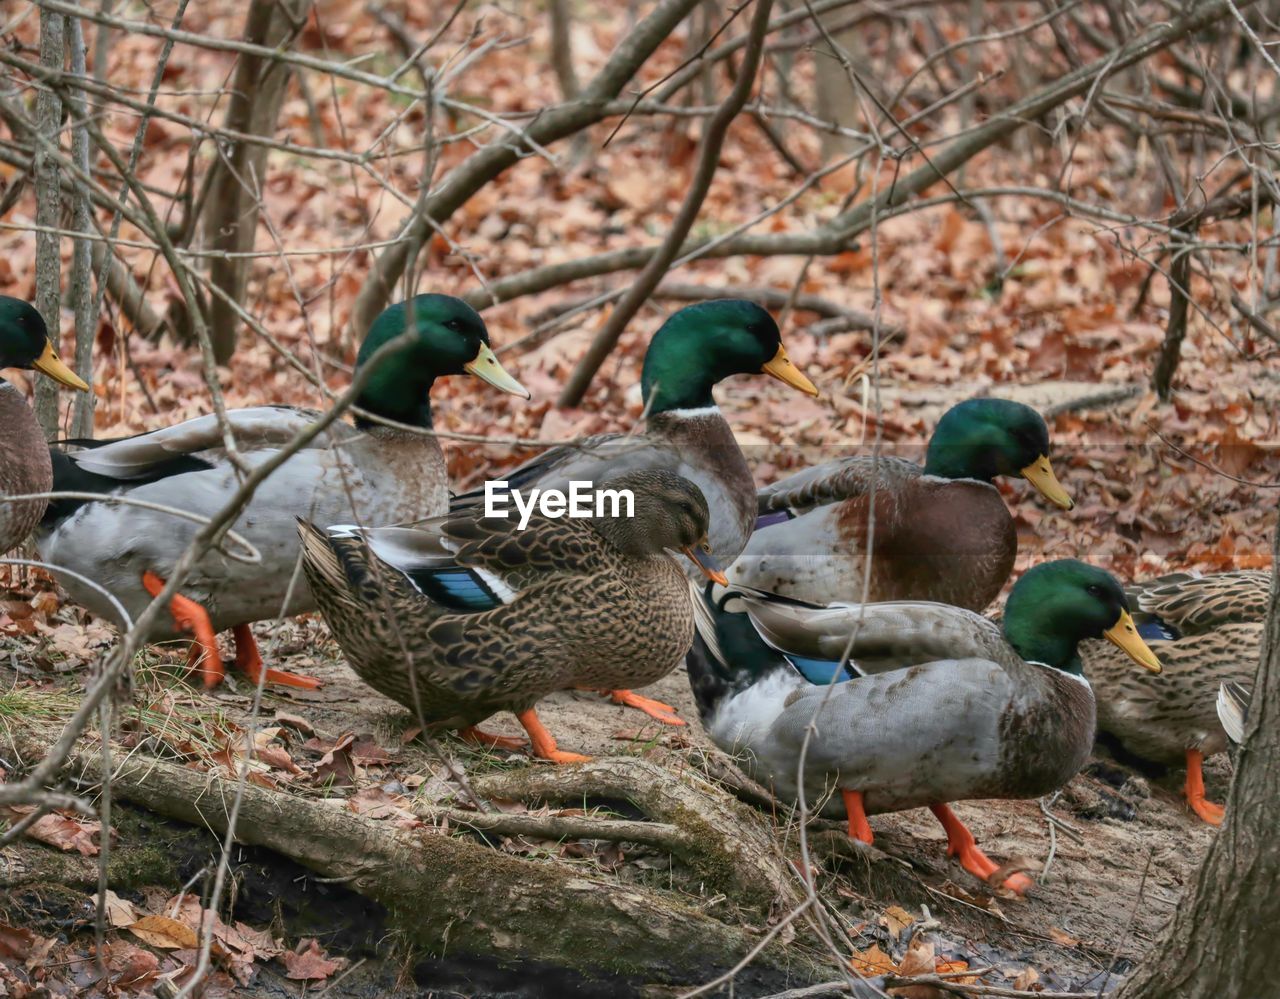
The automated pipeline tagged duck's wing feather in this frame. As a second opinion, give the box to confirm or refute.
[449,432,681,511]
[756,455,921,515]
[733,586,1006,672]
[1217,680,1252,744]
[57,406,345,480]
[763,657,1012,794]
[323,510,611,613]
[1133,570,1271,633]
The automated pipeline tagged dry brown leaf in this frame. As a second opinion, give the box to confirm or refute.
[101,889,140,927]
[1013,966,1041,990]
[880,905,915,941]
[1048,925,1081,947]
[282,937,345,981]
[128,914,200,950]
[0,923,36,961]
[850,942,896,976]
[889,936,940,999]
[273,711,314,736]
[20,811,102,856]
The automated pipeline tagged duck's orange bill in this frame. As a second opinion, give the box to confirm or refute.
[683,545,729,585]
[1020,454,1072,510]
[33,341,89,391]
[761,343,818,397]
[1104,609,1162,673]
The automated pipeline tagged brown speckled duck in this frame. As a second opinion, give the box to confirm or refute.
[688,560,1161,894]
[0,296,90,553]
[37,295,527,689]
[1082,569,1269,825]
[449,299,818,724]
[298,469,726,763]
[731,398,1072,612]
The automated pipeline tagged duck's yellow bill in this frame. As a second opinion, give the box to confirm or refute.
[1104,610,1162,674]
[465,343,530,399]
[683,545,729,586]
[32,341,89,391]
[1020,455,1072,510]
[761,344,819,397]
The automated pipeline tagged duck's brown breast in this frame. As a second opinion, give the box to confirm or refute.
[839,476,1014,611]
[0,382,52,552]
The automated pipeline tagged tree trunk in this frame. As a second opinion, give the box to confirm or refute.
[1114,511,1280,998]
[202,0,312,365]
[33,9,65,439]
[67,17,96,439]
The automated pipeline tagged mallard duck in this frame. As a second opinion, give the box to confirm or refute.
[0,297,90,553]
[298,469,727,763]
[450,299,818,724]
[731,398,1072,612]
[687,559,1161,894]
[1081,570,1268,825]
[38,294,527,689]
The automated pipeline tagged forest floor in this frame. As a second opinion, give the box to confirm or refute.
[2,0,1277,994]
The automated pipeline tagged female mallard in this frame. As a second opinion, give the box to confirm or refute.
[298,469,727,763]
[1081,570,1268,825]
[0,297,90,553]
[688,560,1161,894]
[38,295,527,689]
[730,398,1073,612]
[451,299,818,724]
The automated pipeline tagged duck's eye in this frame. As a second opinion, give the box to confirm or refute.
[1086,584,1104,597]
[444,318,465,332]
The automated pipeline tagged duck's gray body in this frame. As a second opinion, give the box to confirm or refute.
[692,591,1096,817]
[39,407,446,639]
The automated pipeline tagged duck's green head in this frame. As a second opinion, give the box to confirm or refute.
[0,296,89,391]
[1003,559,1162,676]
[355,294,528,429]
[639,300,818,415]
[923,398,1072,510]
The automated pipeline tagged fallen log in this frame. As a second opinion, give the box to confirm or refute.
[2,722,836,989]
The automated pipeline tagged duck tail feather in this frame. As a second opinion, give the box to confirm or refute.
[1217,681,1252,745]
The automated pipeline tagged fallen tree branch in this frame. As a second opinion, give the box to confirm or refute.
[474,757,804,918]
[3,722,828,984]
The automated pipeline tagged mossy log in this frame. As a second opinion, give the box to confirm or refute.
[3,722,835,988]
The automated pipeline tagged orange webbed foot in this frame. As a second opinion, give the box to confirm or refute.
[1184,749,1225,825]
[930,803,1033,895]
[516,709,591,764]
[603,689,686,726]
[142,570,224,688]
[231,624,321,690]
[458,726,528,751]
[842,789,874,844]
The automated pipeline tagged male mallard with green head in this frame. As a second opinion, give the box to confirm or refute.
[451,299,818,724]
[688,560,1160,894]
[38,294,527,689]
[299,469,727,762]
[733,398,1072,612]
[1082,569,1268,825]
[0,296,90,553]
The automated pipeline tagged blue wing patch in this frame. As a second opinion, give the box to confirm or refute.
[786,654,853,685]
[755,509,796,531]
[1137,616,1180,642]
[408,566,504,612]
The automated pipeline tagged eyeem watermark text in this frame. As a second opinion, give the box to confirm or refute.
[484,480,635,529]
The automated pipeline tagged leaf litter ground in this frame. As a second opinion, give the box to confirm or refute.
[1,0,1275,993]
